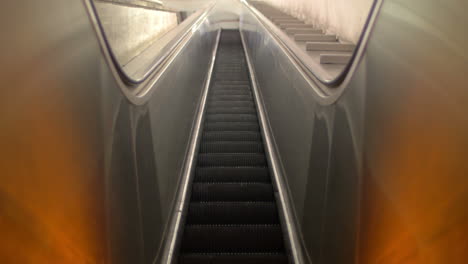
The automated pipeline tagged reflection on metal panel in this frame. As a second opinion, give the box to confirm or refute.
[360,1,468,263]
[301,113,331,263]
[0,0,217,263]
[241,0,468,263]
[94,1,178,66]
[2,0,468,263]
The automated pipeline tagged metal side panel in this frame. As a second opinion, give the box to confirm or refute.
[241,0,468,264]
[359,1,468,263]
[241,32,306,264]
[0,1,218,264]
[159,29,221,264]
[240,3,367,264]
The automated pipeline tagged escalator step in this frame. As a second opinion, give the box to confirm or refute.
[205,114,257,122]
[208,101,254,108]
[211,90,251,96]
[191,183,274,201]
[209,100,252,105]
[210,95,253,101]
[180,30,285,264]
[179,253,288,264]
[215,78,248,81]
[200,142,264,153]
[213,80,249,85]
[181,225,284,253]
[204,122,259,132]
[216,70,245,72]
[212,84,250,89]
[186,202,279,224]
[210,90,251,95]
[194,167,270,183]
[214,77,248,81]
[198,153,267,167]
[215,69,247,74]
[206,107,256,115]
[202,131,261,142]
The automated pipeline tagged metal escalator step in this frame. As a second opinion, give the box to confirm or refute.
[211,88,251,93]
[217,64,244,66]
[179,253,288,264]
[202,131,261,141]
[210,95,253,101]
[205,114,257,122]
[211,90,251,96]
[209,100,253,104]
[206,107,256,115]
[215,72,247,77]
[200,141,263,153]
[216,68,247,71]
[186,202,278,224]
[211,87,251,93]
[215,68,247,72]
[181,225,284,253]
[198,153,267,167]
[218,58,244,61]
[215,72,248,76]
[215,78,248,82]
[213,84,250,88]
[194,167,270,183]
[211,82,249,88]
[179,30,285,263]
[213,80,249,85]
[208,101,254,108]
[191,183,274,201]
[216,65,245,67]
[204,122,259,132]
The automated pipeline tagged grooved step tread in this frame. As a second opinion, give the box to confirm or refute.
[211,90,251,95]
[213,83,250,87]
[206,107,256,115]
[210,95,253,101]
[191,183,274,201]
[181,225,285,253]
[202,131,262,142]
[213,82,250,86]
[180,30,285,264]
[205,114,257,122]
[194,167,270,183]
[204,122,260,132]
[179,253,288,264]
[186,202,279,224]
[198,153,267,167]
[202,131,261,142]
[208,101,255,108]
[200,141,264,153]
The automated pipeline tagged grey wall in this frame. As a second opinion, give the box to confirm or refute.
[259,0,374,43]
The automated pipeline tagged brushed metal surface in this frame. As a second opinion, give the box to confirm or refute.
[241,0,468,263]
[241,32,306,264]
[2,0,468,264]
[360,1,468,263]
[159,29,221,264]
[94,1,178,66]
[0,1,217,263]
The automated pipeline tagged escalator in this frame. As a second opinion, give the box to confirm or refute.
[178,30,288,264]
